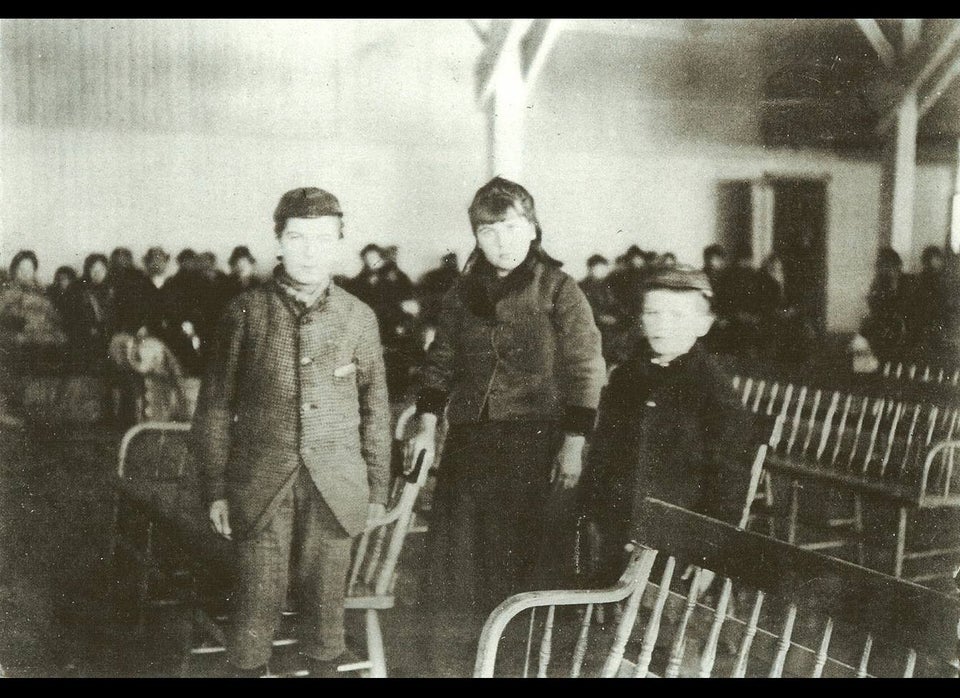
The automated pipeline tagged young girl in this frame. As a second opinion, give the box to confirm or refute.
[406,177,605,674]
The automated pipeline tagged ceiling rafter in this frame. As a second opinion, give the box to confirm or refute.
[877,20,960,134]
[855,19,897,69]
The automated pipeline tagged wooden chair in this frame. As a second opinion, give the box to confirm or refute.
[474,497,960,678]
[112,420,430,677]
[731,374,960,584]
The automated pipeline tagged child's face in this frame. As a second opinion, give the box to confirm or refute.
[279,216,344,285]
[475,205,536,274]
[640,289,713,361]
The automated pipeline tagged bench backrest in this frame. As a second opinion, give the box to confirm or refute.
[117,421,430,603]
[474,498,960,678]
[733,374,960,501]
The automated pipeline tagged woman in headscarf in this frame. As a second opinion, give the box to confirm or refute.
[405,177,605,675]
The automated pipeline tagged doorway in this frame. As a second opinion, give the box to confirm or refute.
[770,178,828,336]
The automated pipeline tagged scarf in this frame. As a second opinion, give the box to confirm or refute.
[459,244,562,320]
[273,264,328,311]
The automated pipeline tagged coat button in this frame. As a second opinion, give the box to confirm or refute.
[302,402,318,411]
[645,400,657,408]
[300,356,313,366]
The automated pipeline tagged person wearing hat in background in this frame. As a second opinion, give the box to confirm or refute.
[580,265,759,586]
[192,186,391,678]
[224,245,261,300]
[404,176,605,676]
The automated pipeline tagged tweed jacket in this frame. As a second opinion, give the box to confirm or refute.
[417,255,606,432]
[581,341,760,546]
[191,278,392,539]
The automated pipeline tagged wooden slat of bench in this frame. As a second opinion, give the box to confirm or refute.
[635,498,960,662]
[764,454,925,504]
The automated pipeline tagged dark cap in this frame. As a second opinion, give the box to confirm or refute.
[273,187,343,224]
[642,265,713,298]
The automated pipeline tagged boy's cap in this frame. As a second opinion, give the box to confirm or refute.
[274,187,342,222]
[642,265,713,298]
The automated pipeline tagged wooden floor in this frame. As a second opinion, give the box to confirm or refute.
[1,418,958,678]
[0,420,478,678]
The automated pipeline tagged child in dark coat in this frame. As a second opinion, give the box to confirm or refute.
[582,266,759,584]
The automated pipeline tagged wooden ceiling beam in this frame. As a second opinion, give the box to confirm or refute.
[476,19,534,104]
[855,18,897,69]
[918,51,960,119]
[902,19,922,56]
[877,20,960,134]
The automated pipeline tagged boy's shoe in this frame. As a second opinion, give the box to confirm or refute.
[305,649,367,678]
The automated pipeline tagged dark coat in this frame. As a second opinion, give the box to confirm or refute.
[191,278,392,539]
[417,253,605,432]
[582,341,760,550]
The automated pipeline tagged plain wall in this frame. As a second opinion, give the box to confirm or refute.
[521,30,956,332]
[0,19,487,283]
[2,20,956,333]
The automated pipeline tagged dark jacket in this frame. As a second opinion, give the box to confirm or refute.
[582,341,759,549]
[192,276,392,539]
[417,251,605,433]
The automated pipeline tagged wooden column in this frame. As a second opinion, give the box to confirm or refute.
[487,40,527,180]
[475,19,561,181]
[887,87,919,258]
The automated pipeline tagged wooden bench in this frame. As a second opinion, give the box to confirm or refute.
[474,497,960,678]
[732,373,960,584]
[111,420,429,677]
[882,361,960,387]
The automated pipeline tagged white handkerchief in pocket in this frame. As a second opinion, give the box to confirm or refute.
[333,362,357,378]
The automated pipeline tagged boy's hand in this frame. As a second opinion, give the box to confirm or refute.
[367,503,387,526]
[209,499,232,540]
[552,434,586,489]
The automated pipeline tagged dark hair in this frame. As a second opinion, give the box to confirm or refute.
[109,247,135,270]
[176,248,198,266]
[274,217,345,239]
[624,244,644,259]
[468,177,542,239]
[467,177,563,267]
[921,245,944,266]
[9,250,38,278]
[228,245,256,267]
[703,244,726,261]
[877,246,902,271]
[201,251,216,264]
[82,254,109,281]
[587,254,609,268]
[143,246,170,269]
[360,243,383,258]
[54,265,78,284]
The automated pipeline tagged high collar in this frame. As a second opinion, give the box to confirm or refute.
[459,248,540,319]
[272,264,330,311]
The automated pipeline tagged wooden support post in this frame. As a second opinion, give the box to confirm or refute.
[880,87,919,258]
[477,19,562,180]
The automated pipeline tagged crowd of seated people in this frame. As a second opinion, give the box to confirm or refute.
[860,245,960,370]
[576,243,817,367]
[0,243,469,423]
[6,235,957,427]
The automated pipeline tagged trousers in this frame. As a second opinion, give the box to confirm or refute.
[228,466,353,669]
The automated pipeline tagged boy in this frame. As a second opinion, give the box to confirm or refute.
[192,187,391,677]
[582,266,758,583]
